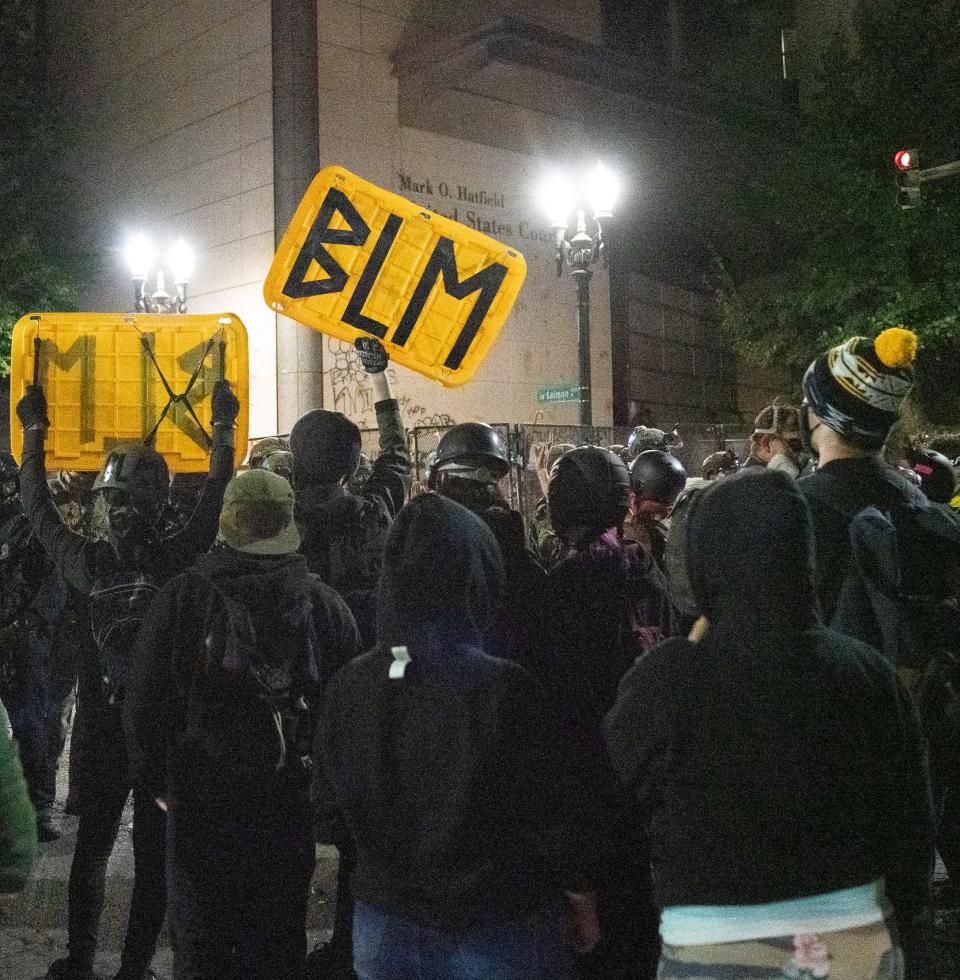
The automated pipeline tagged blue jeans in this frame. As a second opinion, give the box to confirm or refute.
[353,900,573,980]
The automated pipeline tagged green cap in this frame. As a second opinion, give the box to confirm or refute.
[218,469,301,555]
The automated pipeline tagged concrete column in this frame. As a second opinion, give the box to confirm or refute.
[272,0,324,433]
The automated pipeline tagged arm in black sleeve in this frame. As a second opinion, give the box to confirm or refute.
[604,644,677,814]
[18,428,95,594]
[362,398,409,518]
[124,579,184,800]
[162,423,234,571]
[883,676,935,929]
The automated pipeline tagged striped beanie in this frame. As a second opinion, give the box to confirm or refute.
[802,327,918,449]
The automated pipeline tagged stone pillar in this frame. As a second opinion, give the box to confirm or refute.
[272,0,324,432]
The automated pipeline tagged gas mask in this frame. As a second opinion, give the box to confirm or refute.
[103,490,161,565]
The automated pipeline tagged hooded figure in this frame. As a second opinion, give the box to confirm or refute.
[125,469,360,980]
[314,494,593,980]
[606,470,934,980]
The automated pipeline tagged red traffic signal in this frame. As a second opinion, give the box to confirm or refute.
[894,149,916,171]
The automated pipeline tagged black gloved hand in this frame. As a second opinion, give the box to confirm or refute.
[211,380,240,427]
[354,336,389,374]
[16,386,49,430]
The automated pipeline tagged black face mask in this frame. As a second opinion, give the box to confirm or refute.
[105,493,160,564]
[799,405,822,459]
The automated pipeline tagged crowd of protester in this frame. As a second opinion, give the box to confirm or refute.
[0,325,959,980]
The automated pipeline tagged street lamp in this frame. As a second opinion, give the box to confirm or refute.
[540,162,620,427]
[123,233,195,313]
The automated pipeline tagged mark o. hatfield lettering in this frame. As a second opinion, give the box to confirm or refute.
[283,187,509,371]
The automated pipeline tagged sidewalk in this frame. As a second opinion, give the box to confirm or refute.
[0,750,339,980]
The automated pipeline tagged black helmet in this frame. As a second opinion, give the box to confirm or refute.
[629,450,687,506]
[914,449,957,504]
[548,447,630,545]
[431,423,510,484]
[92,443,170,507]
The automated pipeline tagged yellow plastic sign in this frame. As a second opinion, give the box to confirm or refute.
[10,312,250,473]
[263,166,527,387]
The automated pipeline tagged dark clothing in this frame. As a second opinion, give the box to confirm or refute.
[799,456,954,622]
[68,781,166,974]
[126,548,359,980]
[316,495,589,932]
[0,504,62,819]
[549,538,677,731]
[476,506,553,685]
[296,397,409,646]
[352,899,573,980]
[606,629,932,919]
[548,537,675,979]
[606,470,934,930]
[19,428,230,603]
[18,426,232,974]
[125,549,361,807]
[166,799,315,980]
[316,643,582,930]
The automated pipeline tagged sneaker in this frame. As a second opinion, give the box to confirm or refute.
[46,957,94,980]
[37,811,62,842]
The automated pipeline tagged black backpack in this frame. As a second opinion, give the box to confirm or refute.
[88,571,160,704]
[183,579,319,785]
[828,500,960,685]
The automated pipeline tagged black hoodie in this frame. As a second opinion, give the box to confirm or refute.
[605,469,934,922]
[125,548,360,807]
[314,494,595,929]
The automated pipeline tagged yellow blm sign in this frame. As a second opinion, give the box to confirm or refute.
[263,166,527,387]
[9,312,250,473]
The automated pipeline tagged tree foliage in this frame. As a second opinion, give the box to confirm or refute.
[0,0,87,375]
[715,0,960,423]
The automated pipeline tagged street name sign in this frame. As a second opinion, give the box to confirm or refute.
[537,383,582,404]
[10,312,250,472]
[263,166,527,387]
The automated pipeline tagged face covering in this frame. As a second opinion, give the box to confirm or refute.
[106,498,159,564]
[799,406,822,459]
[767,453,801,479]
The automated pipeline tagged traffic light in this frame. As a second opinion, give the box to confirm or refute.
[894,149,921,209]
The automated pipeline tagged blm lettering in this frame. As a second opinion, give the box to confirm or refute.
[283,186,510,368]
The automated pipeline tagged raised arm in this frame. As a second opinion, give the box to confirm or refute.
[163,381,239,570]
[354,337,409,516]
[15,387,95,594]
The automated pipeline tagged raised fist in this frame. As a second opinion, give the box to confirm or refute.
[354,336,389,375]
[16,386,48,431]
[212,380,240,427]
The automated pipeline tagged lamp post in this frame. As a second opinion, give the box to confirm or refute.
[123,234,195,314]
[539,163,620,427]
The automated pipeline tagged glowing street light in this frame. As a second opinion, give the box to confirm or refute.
[123,232,195,313]
[538,161,622,427]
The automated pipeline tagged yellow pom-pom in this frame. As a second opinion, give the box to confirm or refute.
[874,327,918,369]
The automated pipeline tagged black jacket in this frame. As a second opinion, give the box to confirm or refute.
[799,456,956,621]
[549,537,677,731]
[19,428,231,597]
[125,549,360,807]
[297,398,409,645]
[314,494,593,929]
[605,470,934,923]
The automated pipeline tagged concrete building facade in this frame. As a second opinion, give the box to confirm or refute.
[48,0,827,438]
